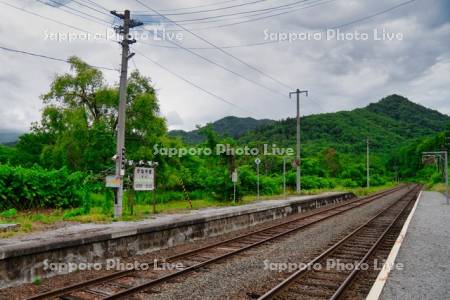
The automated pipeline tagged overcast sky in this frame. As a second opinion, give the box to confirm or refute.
[0,0,449,132]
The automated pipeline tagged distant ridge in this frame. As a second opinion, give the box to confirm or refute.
[238,94,450,152]
[0,130,22,145]
[169,116,275,144]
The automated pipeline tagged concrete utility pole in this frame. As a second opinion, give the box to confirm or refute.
[111,10,142,218]
[367,138,370,189]
[289,89,308,194]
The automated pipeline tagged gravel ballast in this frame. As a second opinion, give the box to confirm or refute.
[0,188,408,299]
[138,189,408,300]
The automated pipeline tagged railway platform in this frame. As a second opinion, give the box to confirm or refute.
[369,191,450,300]
[0,192,354,288]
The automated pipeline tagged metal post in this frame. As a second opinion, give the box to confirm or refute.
[290,89,308,194]
[153,165,157,214]
[422,151,449,204]
[233,181,236,203]
[283,157,286,199]
[110,10,142,218]
[445,151,449,205]
[257,163,260,200]
[367,138,370,189]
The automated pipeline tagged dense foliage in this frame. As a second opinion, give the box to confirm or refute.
[0,164,88,210]
[169,116,274,144]
[1,59,449,212]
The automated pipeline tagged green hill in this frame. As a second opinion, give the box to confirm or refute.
[239,95,450,153]
[169,116,274,144]
[0,130,22,145]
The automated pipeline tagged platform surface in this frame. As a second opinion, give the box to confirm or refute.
[0,192,344,259]
[380,191,450,300]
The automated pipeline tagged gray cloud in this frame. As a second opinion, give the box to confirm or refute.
[0,0,449,132]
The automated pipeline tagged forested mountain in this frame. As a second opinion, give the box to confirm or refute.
[169,116,274,144]
[239,95,450,153]
[365,95,449,132]
[0,130,22,145]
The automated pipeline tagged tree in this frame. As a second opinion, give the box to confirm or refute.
[17,57,166,174]
[321,148,341,177]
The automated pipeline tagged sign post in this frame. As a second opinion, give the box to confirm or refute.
[283,157,287,199]
[255,158,261,200]
[232,169,238,204]
[133,167,155,191]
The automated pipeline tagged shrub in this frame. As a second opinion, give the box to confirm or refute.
[0,208,17,218]
[0,164,89,210]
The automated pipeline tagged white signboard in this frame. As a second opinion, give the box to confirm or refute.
[133,167,155,191]
[232,170,238,183]
[255,158,261,165]
[106,175,121,188]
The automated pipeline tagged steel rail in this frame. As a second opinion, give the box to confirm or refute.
[103,186,410,299]
[165,185,404,262]
[257,185,420,300]
[27,185,406,300]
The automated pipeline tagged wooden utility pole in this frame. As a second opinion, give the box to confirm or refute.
[111,10,142,218]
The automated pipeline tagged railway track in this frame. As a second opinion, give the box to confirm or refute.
[258,184,421,300]
[28,185,410,300]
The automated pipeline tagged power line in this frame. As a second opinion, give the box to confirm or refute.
[1,2,261,117]
[36,0,110,26]
[160,0,326,25]
[139,0,314,23]
[174,0,336,31]
[0,45,117,71]
[135,50,258,116]
[138,0,418,49]
[134,0,293,91]
[78,0,110,12]
[0,0,91,33]
[69,0,111,16]
[329,0,419,30]
[141,0,245,12]
[137,0,272,16]
[139,32,286,97]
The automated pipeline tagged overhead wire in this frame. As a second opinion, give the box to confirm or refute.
[36,0,111,26]
[134,0,294,91]
[138,0,311,17]
[21,0,262,116]
[135,50,260,116]
[139,0,245,12]
[78,0,110,12]
[133,0,419,49]
[136,0,272,16]
[0,45,117,71]
[28,0,288,98]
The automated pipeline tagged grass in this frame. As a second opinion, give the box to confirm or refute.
[426,182,448,194]
[0,183,398,238]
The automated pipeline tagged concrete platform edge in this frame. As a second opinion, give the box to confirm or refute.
[0,193,352,261]
[366,190,422,300]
